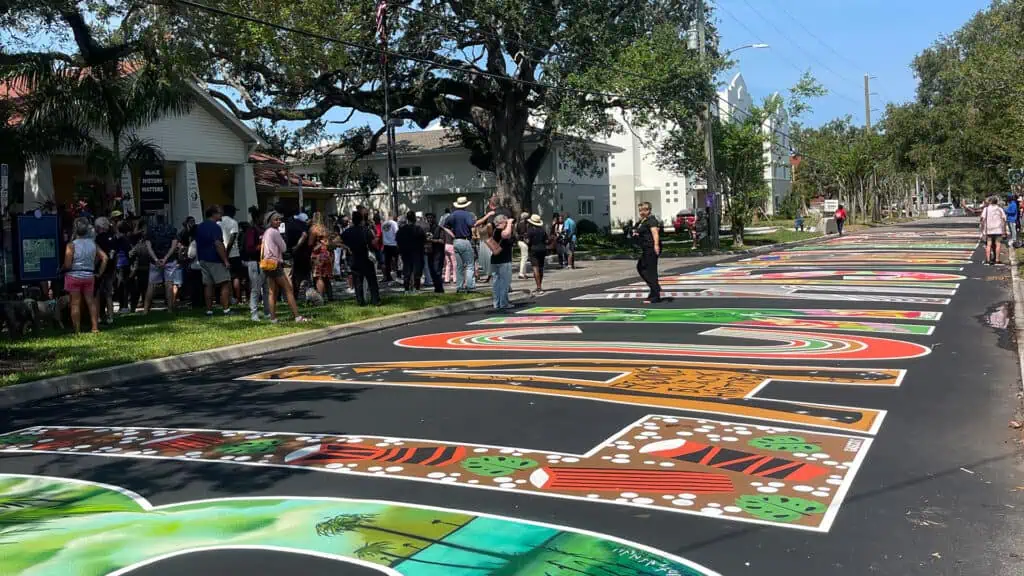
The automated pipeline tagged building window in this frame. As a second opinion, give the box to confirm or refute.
[398,166,422,177]
[612,201,617,206]
[611,162,616,167]
[612,185,617,189]
[612,192,617,198]
[578,198,594,216]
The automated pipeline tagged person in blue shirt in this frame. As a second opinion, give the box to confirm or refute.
[195,205,233,316]
[444,196,478,292]
[1006,194,1019,247]
[561,212,577,269]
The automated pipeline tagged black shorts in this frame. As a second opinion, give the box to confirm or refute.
[229,256,245,280]
[530,252,546,271]
[384,245,399,259]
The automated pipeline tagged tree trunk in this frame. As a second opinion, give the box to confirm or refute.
[488,103,529,215]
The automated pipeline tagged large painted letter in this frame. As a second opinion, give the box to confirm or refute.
[239,359,902,433]
[0,474,719,575]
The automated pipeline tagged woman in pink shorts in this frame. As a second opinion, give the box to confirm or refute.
[64,217,109,333]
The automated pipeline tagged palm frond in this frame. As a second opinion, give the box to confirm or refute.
[120,133,165,170]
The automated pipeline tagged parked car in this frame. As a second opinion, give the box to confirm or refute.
[674,210,696,233]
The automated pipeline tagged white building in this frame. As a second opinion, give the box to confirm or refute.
[717,73,793,216]
[604,110,693,228]
[603,72,792,226]
[11,82,263,225]
[290,125,621,229]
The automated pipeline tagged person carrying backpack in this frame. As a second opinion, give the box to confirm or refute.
[242,206,269,321]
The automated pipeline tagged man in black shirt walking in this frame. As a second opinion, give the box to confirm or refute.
[632,201,662,304]
[340,210,380,306]
[396,211,426,293]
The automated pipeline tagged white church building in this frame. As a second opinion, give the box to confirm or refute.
[605,72,792,227]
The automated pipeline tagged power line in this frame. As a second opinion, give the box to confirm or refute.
[713,0,863,107]
[765,0,893,105]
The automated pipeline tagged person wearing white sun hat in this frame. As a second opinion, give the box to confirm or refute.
[445,196,477,292]
[525,213,550,295]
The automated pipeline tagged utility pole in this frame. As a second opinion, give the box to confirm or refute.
[696,0,720,248]
[864,74,872,133]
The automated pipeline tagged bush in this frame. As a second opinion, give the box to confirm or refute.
[777,193,804,219]
[576,218,600,235]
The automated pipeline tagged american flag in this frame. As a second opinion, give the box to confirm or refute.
[375,0,388,42]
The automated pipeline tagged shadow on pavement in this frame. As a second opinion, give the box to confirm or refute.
[1,355,369,431]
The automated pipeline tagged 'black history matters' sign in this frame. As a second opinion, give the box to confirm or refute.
[140,166,169,214]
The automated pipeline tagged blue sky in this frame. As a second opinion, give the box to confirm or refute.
[712,0,989,126]
[308,0,990,137]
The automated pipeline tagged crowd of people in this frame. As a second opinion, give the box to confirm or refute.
[37,194,582,333]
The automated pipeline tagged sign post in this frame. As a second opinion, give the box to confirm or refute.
[0,163,7,290]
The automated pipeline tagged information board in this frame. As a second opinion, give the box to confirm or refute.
[15,213,60,282]
[824,199,839,213]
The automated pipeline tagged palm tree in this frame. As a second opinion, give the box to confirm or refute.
[352,540,494,571]
[315,513,513,562]
[18,59,193,211]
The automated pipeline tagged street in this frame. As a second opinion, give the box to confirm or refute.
[1,218,1021,575]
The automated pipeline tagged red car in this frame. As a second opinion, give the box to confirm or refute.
[674,210,696,233]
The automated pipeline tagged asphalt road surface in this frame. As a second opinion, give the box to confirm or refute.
[1,218,1022,576]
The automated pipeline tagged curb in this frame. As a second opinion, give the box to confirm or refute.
[0,295,507,409]
[1005,247,1024,414]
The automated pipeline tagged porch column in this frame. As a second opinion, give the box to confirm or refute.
[173,161,204,224]
[24,156,54,207]
[233,163,257,213]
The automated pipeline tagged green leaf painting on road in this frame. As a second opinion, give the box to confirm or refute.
[734,495,827,523]
[216,438,283,455]
[0,474,719,576]
[748,435,821,453]
[461,456,539,477]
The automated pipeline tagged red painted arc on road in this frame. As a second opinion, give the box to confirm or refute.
[394,326,931,361]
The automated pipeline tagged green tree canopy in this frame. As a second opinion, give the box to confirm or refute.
[141,0,717,211]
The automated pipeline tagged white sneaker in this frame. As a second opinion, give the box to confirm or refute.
[251,312,261,322]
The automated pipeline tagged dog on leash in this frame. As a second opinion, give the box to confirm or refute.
[30,295,69,330]
[0,296,70,338]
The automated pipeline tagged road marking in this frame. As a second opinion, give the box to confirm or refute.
[0,418,873,533]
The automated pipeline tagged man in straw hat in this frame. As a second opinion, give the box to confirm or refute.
[445,196,477,292]
[524,213,550,295]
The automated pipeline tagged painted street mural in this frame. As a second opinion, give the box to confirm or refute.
[0,474,719,575]
[713,264,964,271]
[0,226,976,573]
[395,326,932,361]
[674,268,966,282]
[469,307,938,335]
[737,254,970,265]
[573,289,952,304]
[789,243,977,250]
[607,284,955,295]
[241,358,902,433]
[0,418,873,532]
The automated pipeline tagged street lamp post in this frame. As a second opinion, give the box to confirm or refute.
[701,39,769,249]
[724,43,770,57]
